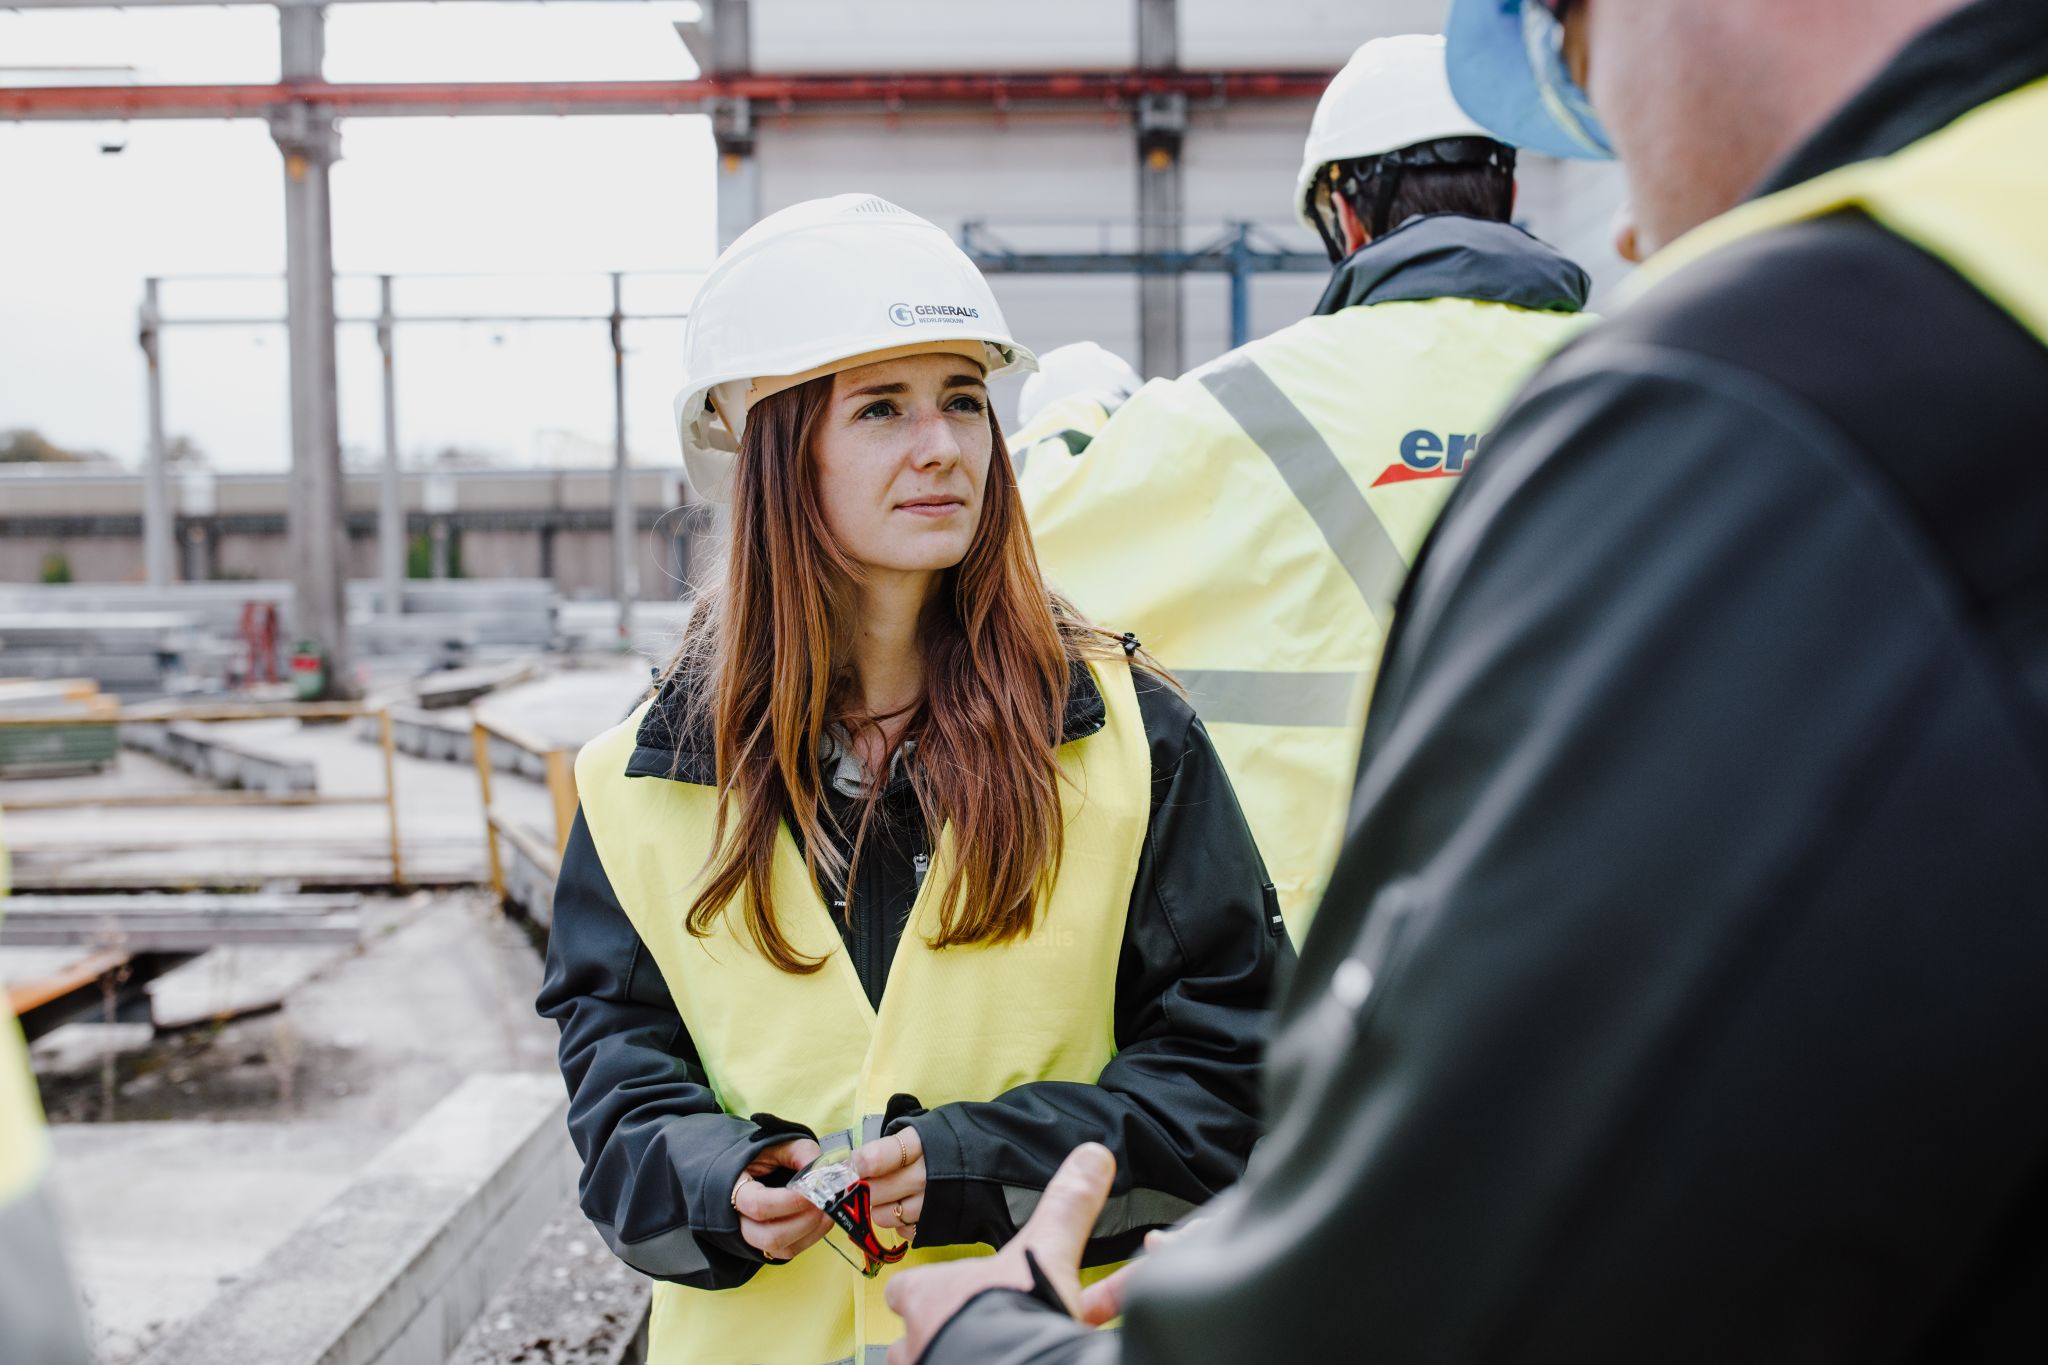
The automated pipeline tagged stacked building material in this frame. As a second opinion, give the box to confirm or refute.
[0,677,119,776]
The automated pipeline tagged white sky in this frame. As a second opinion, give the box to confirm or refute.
[0,2,719,473]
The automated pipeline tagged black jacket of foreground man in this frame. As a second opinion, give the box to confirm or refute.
[927,1,2048,1361]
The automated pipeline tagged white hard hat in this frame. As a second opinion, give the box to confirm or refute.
[1293,33,1497,232]
[673,193,1037,501]
[1015,342,1143,430]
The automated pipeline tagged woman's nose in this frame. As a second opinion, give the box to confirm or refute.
[906,410,965,469]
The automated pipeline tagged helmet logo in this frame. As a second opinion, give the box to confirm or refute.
[888,302,981,327]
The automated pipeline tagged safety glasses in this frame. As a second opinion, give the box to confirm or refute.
[1520,0,1613,157]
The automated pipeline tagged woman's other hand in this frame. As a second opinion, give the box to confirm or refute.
[733,1137,831,1262]
[855,1124,926,1238]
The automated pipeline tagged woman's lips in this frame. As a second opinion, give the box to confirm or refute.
[897,498,965,518]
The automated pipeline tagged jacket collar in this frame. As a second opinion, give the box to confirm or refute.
[1753,0,2048,199]
[625,658,1109,784]
[1313,213,1591,318]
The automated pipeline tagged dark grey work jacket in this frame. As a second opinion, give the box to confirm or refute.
[536,662,1291,1288]
[925,1,2048,1360]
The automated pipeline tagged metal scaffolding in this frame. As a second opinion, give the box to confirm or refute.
[4,0,1335,689]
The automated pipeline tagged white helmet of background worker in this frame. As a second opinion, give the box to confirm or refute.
[1014,341,1143,431]
[673,193,1036,501]
[1294,33,1514,262]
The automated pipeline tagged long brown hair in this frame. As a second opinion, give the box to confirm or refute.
[665,372,1125,973]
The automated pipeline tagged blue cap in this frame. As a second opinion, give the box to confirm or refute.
[1445,0,1615,161]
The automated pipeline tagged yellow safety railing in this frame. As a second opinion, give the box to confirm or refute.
[470,712,577,905]
[0,701,404,885]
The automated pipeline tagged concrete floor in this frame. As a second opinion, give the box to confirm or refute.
[36,890,562,1363]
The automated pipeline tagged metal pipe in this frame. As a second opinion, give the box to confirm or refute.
[139,278,174,589]
[610,271,636,644]
[377,274,404,617]
[0,71,1335,122]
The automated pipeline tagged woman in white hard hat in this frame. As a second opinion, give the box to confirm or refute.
[537,194,1288,1365]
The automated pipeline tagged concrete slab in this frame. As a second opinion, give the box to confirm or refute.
[137,1074,574,1365]
[30,1022,156,1077]
[3,716,554,891]
[146,944,355,1030]
[39,890,560,1363]
[49,1119,388,1364]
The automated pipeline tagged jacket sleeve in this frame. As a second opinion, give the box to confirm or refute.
[898,675,1293,1264]
[537,809,813,1289]
[921,332,2048,1362]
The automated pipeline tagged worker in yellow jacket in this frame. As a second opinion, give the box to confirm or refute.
[538,195,1288,1365]
[0,813,97,1363]
[1023,34,1594,936]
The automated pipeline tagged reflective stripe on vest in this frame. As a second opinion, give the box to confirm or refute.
[1197,352,1409,629]
[1024,303,1590,933]
[576,659,1151,1365]
[1628,76,2048,349]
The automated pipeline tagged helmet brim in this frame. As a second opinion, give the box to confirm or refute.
[1446,0,1615,162]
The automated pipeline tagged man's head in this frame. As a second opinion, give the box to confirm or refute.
[1447,0,1975,254]
[1297,34,1518,262]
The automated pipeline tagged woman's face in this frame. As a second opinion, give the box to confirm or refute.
[811,352,993,579]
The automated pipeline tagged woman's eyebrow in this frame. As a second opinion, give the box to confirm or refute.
[844,381,909,399]
[941,373,988,390]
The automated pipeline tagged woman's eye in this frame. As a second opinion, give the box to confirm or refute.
[857,400,898,420]
[947,395,988,415]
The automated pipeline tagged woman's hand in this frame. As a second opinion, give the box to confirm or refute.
[855,1124,926,1238]
[733,1137,831,1262]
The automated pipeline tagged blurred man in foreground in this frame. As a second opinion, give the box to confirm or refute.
[887,0,2048,1359]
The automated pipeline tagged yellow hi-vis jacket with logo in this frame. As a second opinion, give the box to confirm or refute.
[573,661,1151,1365]
[1024,215,1592,935]
[1629,75,2048,352]
[0,813,96,1364]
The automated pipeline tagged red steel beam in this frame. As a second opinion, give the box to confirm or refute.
[0,70,1334,121]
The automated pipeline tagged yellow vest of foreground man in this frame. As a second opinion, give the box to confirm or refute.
[1631,75,2048,354]
[1024,297,1588,936]
[575,660,1148,1365]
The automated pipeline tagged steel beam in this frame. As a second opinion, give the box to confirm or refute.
[0,71,1333,122]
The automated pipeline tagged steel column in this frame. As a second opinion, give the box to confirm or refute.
[272,4,354,696]
[139,277,175,588]
[1135,0,1184,378]
[376,275,405,616]
[610,272,637,642]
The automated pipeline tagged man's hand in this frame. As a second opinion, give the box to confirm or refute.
[733,1137,831,1262]
[1077,1225,1182,1326]
[884,1143,1115,1365]
[856,1124,927,1236]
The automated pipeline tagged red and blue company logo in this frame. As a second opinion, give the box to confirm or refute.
[1372,429,1480,487]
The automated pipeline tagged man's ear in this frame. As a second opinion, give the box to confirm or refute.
[1335,194,1371,254]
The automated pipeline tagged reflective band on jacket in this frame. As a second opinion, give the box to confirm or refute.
[575,660,1149,1365]
[1023,298,1589,934]
[1628,75,2048,353]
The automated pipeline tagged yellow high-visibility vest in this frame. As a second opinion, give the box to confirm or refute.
[1,813,96,1364]
[574,659,1149,1365]
[1012,391,1122,496]
[1629,75,2048,353]
[1024,299,1589,936]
